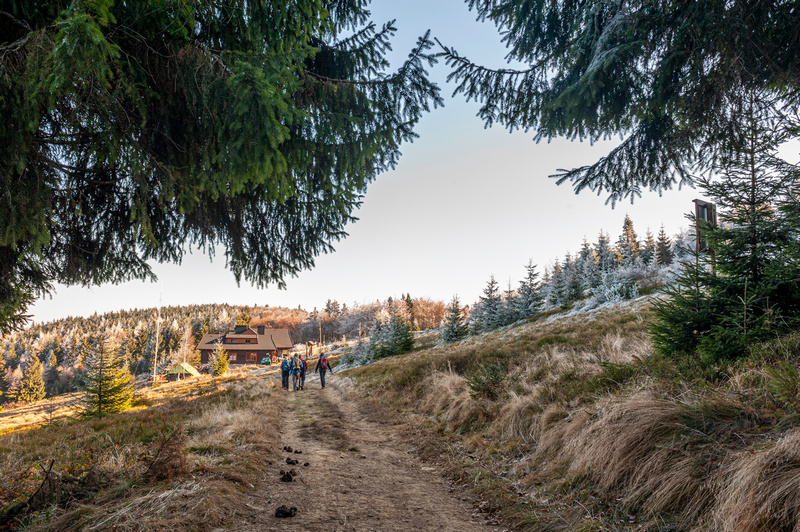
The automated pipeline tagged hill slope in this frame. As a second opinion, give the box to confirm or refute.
[336,296,800,531]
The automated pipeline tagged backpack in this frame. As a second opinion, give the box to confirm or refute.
[319,356,328,370]
[280,359,289,371]
[291,357,302,372]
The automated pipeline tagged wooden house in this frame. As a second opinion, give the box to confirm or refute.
[198,325,293,365]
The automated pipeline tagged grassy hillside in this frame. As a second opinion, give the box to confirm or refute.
[0,369,283,530]
[339,296,800,531]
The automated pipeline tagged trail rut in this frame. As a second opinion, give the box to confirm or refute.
[238,373,501,532]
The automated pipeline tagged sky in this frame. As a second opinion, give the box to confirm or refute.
[29,0,702,324]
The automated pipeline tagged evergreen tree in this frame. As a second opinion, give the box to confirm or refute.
[499,279,519,326]
[441,296,468,344]
[656,225,674,266]
[210,342,230,377]
[640,229,656,266]
[439,1,799,204]
[548,262,568,308]
[18,356,46,403]
[388,312,414,355]
[515,260,543,319]
[653,92,800,365]
[616,215,640,266]
[80,335,134,417]
[1,2,442,333]
[44,352,59,397]
[475,275,502,332]
[594,232,615,272]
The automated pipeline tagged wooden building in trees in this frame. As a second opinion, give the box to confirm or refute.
[198,326,292,365]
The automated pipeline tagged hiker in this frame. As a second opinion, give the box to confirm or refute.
[314,353,333,389]
[290,354,303,391]
[280,355,290,390]
[298,355,308,390]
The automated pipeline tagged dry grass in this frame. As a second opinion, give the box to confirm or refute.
[715,429,800,532]
[340,297,800,530]
[0,371,283,531]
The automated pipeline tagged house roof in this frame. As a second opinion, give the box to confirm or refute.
[198,328,293,351]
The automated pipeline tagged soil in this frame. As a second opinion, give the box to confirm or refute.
[237,372,503,532]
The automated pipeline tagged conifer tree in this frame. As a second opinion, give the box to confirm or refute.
[548,262,568,307]
[389,311,414,355]
[1,1,443,333]
[442,296,469,344]
[594,232,615,272]
[616,215,640,266]
[655,226,674,266]
[80,335,134,417]
[652,91,800,364]
[211,342,230,378]
[476,275,502,332]
[440,1,799,204]
[45,352,59,397]
[515,260,543,319]
[18,356,46,403]
[641,229,656,266]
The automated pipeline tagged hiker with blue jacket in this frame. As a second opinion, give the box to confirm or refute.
[314,353,333,389]
[280,356,290,390]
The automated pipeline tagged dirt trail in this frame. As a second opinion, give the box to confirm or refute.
[239,373,499,532]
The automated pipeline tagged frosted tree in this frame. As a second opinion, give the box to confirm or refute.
[616,214,640,266]
[640,229,656,266]
[594,231,615,272]
[441,296,468,343]
[473,275,502,332]
[656,225,674,266]
[515,260,543,319]
[499,279,519,326]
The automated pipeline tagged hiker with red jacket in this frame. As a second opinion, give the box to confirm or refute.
[314,353,333,389]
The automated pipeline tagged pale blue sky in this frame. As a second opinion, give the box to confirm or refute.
[30,0,700,323]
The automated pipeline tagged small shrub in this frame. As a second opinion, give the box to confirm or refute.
[467,362,507,401]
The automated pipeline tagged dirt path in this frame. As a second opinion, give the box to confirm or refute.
[239,373,500,532]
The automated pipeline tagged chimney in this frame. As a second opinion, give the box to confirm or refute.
[257,325,265,335]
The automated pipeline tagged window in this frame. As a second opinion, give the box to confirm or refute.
[249,353,257,362]
[229,353,236,362]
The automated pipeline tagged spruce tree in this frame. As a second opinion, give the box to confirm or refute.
[388,312,414,355]
[616,215,640,266]
[211,342,230,377]
[515,260,543,319]
[652,91,800,365]
[477,275,502,331]
[442,296,469,344]
[18,356,46,403]
[655,225,674,266]
[1,2,442,333]
[80,335,134,417]
[594,232,615,272]
[44,352,59,397]
[640,229,656,266]
[440,1,799,204]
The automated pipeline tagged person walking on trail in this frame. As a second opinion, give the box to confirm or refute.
[290,354,303,391]
[314,353,333,389]
[280,356,290,390]
[298,355,308,390]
